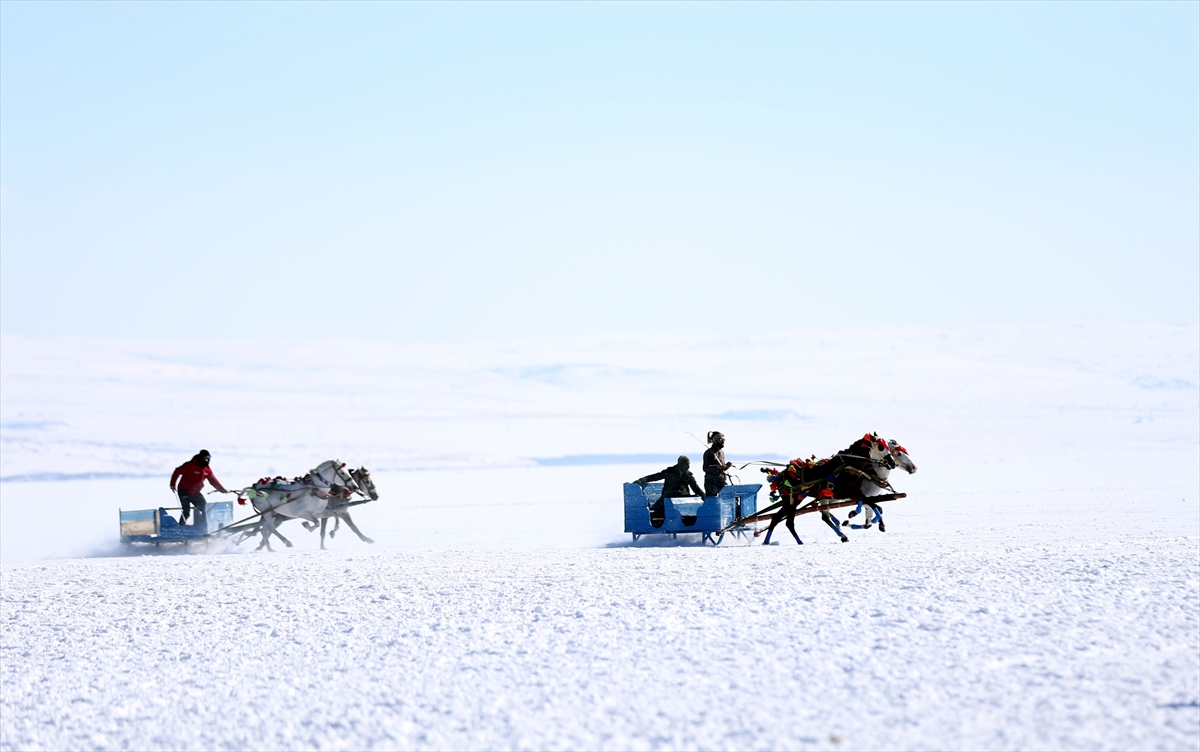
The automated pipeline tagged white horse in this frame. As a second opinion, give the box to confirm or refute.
[302,466,380,550]
[843,438,917,532]
[236,460,361,551]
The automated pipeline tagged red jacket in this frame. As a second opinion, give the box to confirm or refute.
[171,460,227,495]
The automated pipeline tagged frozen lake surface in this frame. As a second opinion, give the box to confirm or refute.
[3,537,1197,751]
[2,323,1198,750]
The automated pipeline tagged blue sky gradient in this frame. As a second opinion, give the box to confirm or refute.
[2,2,1196,340]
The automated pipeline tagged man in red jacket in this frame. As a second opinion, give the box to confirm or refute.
[169,449,229,527]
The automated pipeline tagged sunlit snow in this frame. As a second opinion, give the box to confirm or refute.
[1,322,1197,750]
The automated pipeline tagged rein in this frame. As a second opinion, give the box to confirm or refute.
[735,460,788,470]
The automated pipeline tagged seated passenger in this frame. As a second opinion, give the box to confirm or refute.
[634,456,705,527]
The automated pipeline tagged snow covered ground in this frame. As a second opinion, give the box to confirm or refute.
[2,322,1198,750]
[3,537,1197,751]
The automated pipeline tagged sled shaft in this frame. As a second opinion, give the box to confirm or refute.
[723,493,908,529]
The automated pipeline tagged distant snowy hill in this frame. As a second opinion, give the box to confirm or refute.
[3,321,1196,482]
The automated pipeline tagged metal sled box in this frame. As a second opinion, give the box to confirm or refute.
[624,483,760,535]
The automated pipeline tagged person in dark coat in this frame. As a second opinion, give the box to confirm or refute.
[635,456,705,498]
[169,449,228,527]
[702,431,733,497]
[634,456,705,527]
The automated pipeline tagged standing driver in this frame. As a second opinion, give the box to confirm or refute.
[170,449,228,527]
[703,431,734,497]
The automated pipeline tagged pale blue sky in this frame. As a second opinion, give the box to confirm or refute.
[2,1,1196,340]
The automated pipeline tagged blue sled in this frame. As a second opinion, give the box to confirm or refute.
[624,482,761,545]
[119,502,234,545]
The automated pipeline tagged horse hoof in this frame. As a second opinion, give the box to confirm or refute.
[365,538,375,545]
[847,510,857,518]
[879,523,886,532]
[284,541,293,548]
[840,536,849,543]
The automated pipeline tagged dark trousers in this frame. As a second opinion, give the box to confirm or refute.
[178,491,206,527]
[649,498,665,528]
[704,475,727,497]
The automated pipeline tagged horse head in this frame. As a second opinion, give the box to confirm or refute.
[349,467,379,501]
[307,460,378,501]
[309,460,352,488]
[865,433,891,462]
[886,439,917,474]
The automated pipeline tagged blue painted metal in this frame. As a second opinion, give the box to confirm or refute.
[120,501,235,544]
[624,483,760,542]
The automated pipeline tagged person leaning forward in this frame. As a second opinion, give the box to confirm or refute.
[634,456,706,527]
[169,449,228,527]
[634,456,706,498]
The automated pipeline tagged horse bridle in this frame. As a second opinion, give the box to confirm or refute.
[311,462,365,498]
[348,468,375,498]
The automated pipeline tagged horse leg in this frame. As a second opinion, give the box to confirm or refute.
[330,516,341,538]
[272,525,294,549]
[762,507,786,545]
[822,511,849,542]
[784,508,803,545]
[320,517,328,550]
[869,502,885,532]
[256,518,273,552]
[848,500,876,529]
[263,513,293,549]
[337,512,374,544]
[859,498,873,529]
